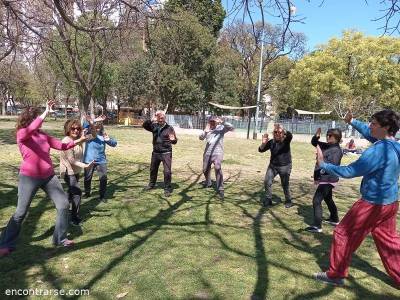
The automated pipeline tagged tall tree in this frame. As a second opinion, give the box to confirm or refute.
[165,0,226,36]
[287,31,400,118]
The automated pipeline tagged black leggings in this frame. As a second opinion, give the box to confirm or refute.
[312,184,338,228]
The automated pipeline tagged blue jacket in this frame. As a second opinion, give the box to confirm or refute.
[320,119,400,205]
[83,135,117,164]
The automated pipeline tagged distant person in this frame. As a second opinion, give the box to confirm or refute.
[305,127,343,233]
[199,116,234,199]
[0,101,87,257]
[60,119,94,226]
[314,109,400,287]
[258,124,293,208]
[343,139,357,154]
[83,118,117,202]
[143,111,177,197]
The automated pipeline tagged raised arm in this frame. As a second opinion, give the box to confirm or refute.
[142,120,155,132]
[344,110,377,143]
[222,122,234,133]
[259,133,271,152]
[17,100,56,142]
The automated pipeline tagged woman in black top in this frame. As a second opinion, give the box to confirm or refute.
[259,124,293,208]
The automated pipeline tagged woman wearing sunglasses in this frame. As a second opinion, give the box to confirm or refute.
[0,101,88,257]
[305,127,343,233]
[60,119,94,226]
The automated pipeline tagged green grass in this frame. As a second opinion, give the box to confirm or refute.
[0,120,399,299]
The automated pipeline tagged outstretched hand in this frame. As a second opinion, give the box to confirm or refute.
[316,145,324,166]
[262,133,269,144]
[344,110,353,124]
[315,127,321,137]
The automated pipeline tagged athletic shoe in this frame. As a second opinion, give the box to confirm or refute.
[262,200,273,207]
[323,219,339,226]
[100,197,107,203]
[284,201,293,208]
[218,191,224,200]
[305,226,322,233]
[70,216,82,226]
[164,190,172,197]
[84,193,91,198]
[143,185,155,191]
[58,239,75,248]
[0,248,11,257]
[314,272,344,286]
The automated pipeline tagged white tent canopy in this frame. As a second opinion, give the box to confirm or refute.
[209,102,256,110]
[294,109,331,115]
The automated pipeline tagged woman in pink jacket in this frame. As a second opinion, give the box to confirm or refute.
[0,100,87,257]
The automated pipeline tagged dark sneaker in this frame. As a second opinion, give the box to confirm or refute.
[164,190,172,197]
[284,201,293,208]
[262,200,273,207]
[314,272,344,286]
[305,226,322,233]
[100,197,107,203]
[323,219,339,226]
[84,193,91,198]
[218,191,224,200]
[143,185,155,191]
[70,217,82,226]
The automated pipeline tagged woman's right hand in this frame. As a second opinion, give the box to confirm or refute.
[85,160,95,169]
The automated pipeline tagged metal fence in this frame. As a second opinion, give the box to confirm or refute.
[166,114,362,138]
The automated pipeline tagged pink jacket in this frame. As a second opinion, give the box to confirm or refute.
[17,117,75,178]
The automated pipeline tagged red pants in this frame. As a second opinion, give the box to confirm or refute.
[327,199,400,286]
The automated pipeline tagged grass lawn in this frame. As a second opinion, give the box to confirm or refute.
[0,120,399,299]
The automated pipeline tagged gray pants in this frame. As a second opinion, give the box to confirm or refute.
[84,163,107,198]
[203,153,224,192]
[264,164,292,203]
[0,174,70,248]
[64,174,81,220]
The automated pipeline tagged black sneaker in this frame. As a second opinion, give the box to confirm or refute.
[70,217,82,226]
[284,201,293,208]
[84,193,91,198]
[164,190,172,197]
[323,219,339,226]
[314,272,344,286]
[305,226,322,233]
[143,185,155,191]
[262,200,273,207]
[218,191,224,200]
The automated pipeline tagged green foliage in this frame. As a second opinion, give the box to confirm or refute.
[149,10,217,112]
[287,31,400,118]
[211,44,243,108]
[165,0,226,36]
[114,56,153,106]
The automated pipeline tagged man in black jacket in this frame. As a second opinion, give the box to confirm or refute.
[143,111,177,197]
[259,124,293,208]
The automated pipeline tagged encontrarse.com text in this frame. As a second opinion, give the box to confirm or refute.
[4,288,90,297]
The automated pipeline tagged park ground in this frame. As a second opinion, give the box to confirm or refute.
[0,119,399,299]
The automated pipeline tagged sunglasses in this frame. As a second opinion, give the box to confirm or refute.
[71,127,81,131]
[273,131,283,134]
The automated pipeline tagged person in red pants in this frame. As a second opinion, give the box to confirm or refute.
[314,109,400,287]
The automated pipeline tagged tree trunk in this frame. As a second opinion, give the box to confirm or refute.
[246,110,252,139]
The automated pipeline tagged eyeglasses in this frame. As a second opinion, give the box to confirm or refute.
[71,127,81,131]
[273,131,282,134]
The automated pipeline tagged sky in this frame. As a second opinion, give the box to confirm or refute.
[223,0,399,51]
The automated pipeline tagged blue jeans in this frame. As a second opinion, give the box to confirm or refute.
[0,174,70,248]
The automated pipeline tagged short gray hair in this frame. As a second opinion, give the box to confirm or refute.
[155,110,165,117]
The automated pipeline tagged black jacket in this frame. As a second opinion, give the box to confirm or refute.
[259,131,293,166]
[311,135,343,182]
[143,120,177,153]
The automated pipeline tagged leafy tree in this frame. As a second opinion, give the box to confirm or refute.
[165,0,226,36]
[149,10,217,113]
[288,31,400,118]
